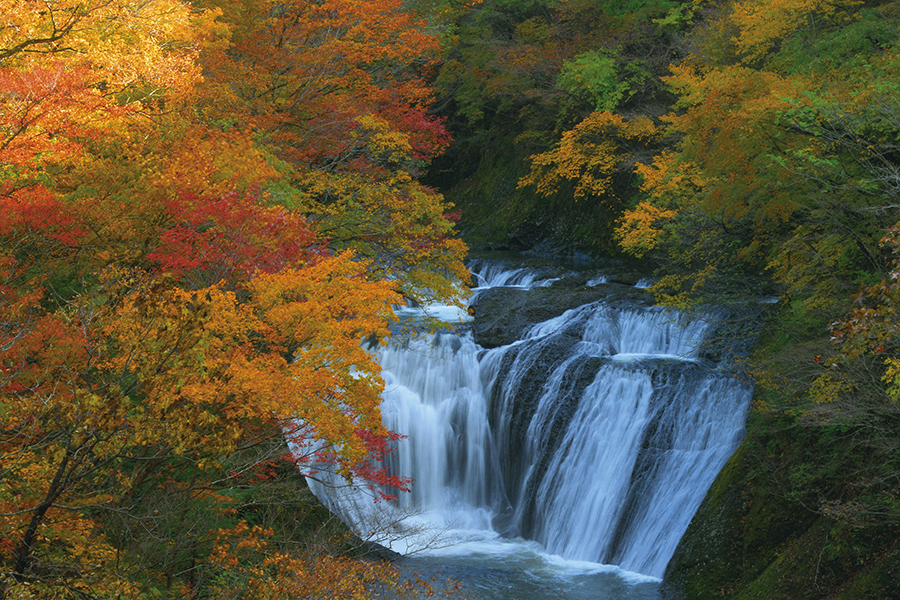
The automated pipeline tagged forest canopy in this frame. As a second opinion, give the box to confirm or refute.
[3,0,900,597]
[0,0,467,596]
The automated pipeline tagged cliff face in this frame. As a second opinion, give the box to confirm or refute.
[662,410,900,600]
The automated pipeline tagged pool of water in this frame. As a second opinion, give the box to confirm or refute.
[395,534,664,600]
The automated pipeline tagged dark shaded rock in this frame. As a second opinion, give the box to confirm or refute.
[469,283,653,348]
[605,272,648,287]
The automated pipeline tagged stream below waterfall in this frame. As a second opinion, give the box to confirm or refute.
[307,255,756,599]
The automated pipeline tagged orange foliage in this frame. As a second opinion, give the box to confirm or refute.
[615,202,678,257]
[0,250,400,592]
[208,521,432,600]
[94,252,397,460]
[0,0,467,594]
[663,63,808,227]
[188,0,466,303]
[303,170,470,302]
[199,0,448,170]
[634,151,707,202]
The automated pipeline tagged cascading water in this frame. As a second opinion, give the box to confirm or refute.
[307,258,754,597]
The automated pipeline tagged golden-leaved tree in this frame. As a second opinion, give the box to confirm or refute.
[197,0,469,304]
[0,0,468,597]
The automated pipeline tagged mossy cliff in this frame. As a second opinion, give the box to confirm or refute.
[662,392,900,599]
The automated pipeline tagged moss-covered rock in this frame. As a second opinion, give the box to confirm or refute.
[662,443,751,599]
[662,404,900,600]
[830,540,900,600]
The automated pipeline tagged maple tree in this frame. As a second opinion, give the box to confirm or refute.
[517,111,662,232]
[0,231,408,594]
[190,0,468,303]
[197,0,447,163]
[0,0,470,596]
[615,201,678,257]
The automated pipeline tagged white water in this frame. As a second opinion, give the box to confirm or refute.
[307,260,753,597]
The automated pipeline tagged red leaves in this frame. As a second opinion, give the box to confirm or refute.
[0,186,87,246]
[148,189,320,286]
[393,106,452,161]
[283,422,410,498]
[352,427,411,500]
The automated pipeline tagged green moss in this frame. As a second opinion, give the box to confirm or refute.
[663,442,752,599]
[734,518,831,600]
[832,540,900,600]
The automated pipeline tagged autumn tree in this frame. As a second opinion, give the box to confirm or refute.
[515,111,663,248]
[519,111,661,201]
[0,0,471,597]
[194,0,469,304]
[614,0,900,311]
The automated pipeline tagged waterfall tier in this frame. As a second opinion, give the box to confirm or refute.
[307,259,754,582]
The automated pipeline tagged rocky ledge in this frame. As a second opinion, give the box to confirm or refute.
[469,281,653,348]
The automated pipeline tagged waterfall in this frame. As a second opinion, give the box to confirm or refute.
[307,260,753,582]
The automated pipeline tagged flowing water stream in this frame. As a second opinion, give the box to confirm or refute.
[307,258,754,599]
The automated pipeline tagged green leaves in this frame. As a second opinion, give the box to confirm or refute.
[771,8,898,76]
[558,50,626,112]
[559,49,653,112]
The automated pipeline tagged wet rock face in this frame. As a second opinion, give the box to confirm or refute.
[469,283,653,348]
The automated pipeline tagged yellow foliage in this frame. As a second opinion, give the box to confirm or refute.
[0,0,465,595]
[92,252,399,460]
[0,0,209,98]
[882,357,900,401]
[519,112,661,201]
[615,201,678,257]
[635,151,708,201]
[660,62,809,244]
[729,0,861,62]
[2,514,143,599]
[0,253,400,591]
[651,264,719,310]
[354,114,415,165]
[766,226,854,312]
[808,372,853,404]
